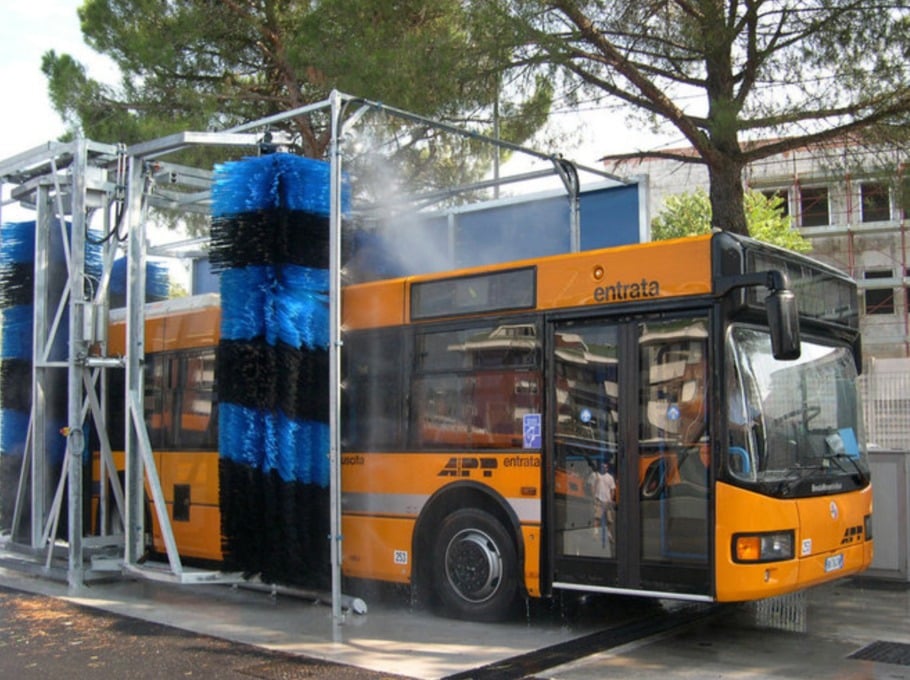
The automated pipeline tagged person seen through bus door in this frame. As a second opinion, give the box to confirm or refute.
[676,351,711,472]
[677,353,708,446]
[588,460,616,550]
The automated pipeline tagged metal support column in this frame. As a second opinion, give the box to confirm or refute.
[29,183,51,548]
[328,90,345,624]
[65,139,89,587]
[123,155,147,567]
[553,158,581,252]
[120,154,187,580]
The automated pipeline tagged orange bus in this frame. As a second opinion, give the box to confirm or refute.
[95,231,873,621]
[95,294,221,562]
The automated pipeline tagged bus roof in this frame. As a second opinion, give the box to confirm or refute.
[344,234,715,329]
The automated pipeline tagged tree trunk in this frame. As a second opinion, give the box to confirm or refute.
[707,158,748,236]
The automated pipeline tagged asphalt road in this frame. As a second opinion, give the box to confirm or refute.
[0,585,409,679]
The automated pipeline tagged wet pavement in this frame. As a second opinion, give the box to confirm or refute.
[545,579,910,679]
[0,561,909,679]
[0,585,402,679]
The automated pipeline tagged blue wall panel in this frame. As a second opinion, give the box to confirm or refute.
[454,196,571,268]
[192,180,641,292]
[580,183,641,251]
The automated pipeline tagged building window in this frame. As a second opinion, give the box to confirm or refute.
[800,186,829,227]
[864,269,895,315]
[760,189,789,217]
[860,182,891,223]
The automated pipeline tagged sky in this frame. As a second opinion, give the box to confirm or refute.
[0,2,118,161]
[0,2,678,288]
[0,2,679,157]
[0,2,678,218]
[0,2,121,222]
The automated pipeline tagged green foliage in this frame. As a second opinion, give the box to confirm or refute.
[744,191,812,253]
[40,1,556,235]
[44,0,551,158]
[651,190,713,240]
[652,189,811,253]
[504,1,910,236]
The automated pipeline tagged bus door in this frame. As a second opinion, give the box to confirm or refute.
[550,314,711,599]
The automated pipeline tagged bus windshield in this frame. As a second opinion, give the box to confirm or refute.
[725,326,870,498]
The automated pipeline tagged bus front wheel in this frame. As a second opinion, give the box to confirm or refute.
[431,508,518,621]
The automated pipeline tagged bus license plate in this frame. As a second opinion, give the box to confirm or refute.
[825,554,844,573]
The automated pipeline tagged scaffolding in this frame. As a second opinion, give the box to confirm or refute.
[0,91,626,620]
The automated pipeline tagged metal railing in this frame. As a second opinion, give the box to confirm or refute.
[859,371,910,450]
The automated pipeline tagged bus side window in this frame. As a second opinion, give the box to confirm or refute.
[411,323,541,450]
[178,351,216,450]
[144,355,168,449]
[106,370,126,451]
[342,329,405,451]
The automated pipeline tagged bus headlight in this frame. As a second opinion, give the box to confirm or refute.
[733,531,795,563]
[865,514,873,541]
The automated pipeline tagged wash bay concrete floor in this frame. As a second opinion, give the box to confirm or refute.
[0,561,908,679]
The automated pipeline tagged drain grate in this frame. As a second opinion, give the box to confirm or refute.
[849,640,910,666]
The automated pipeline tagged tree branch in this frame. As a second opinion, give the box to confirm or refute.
[547,1,714,160]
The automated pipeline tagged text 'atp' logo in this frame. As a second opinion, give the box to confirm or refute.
[438,457,498,478]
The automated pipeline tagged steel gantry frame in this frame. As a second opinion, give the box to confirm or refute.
[0,139,125,585]
[0,91,626,620]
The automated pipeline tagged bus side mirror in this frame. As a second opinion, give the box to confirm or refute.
[766,288,801,360]
[715,269,802,361]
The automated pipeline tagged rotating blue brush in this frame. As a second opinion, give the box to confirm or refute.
[212,152,347,585]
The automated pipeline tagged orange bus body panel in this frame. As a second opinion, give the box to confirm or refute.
[108,299,220,354]
[93,450,223,562]
[521,525,542,597]
[158,307,220,352]
[150,504,222,562]
[534,236,712,312]
[158,451,221,507]
[341,515,413,583]
[343,279,406,329]
[341,452,542,500]
[341,236,713,331]
[715,482,873,601]
[341,452,542,587]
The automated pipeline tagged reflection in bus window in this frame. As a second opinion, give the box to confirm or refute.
[638,318,709,564]
[724,327,870,494]
[180,352,216,450]
[412,323,541,449]
[726,335,765,481]
[639,320,708,447]
[145,355,170,449]
[143,350,217,450]
[553,322,619,561]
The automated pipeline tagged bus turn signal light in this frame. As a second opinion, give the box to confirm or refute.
[733,531,794,563]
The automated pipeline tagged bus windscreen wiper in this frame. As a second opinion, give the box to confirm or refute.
[824,452,869,484]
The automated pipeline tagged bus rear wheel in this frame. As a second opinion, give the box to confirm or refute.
[431,508,518,621]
